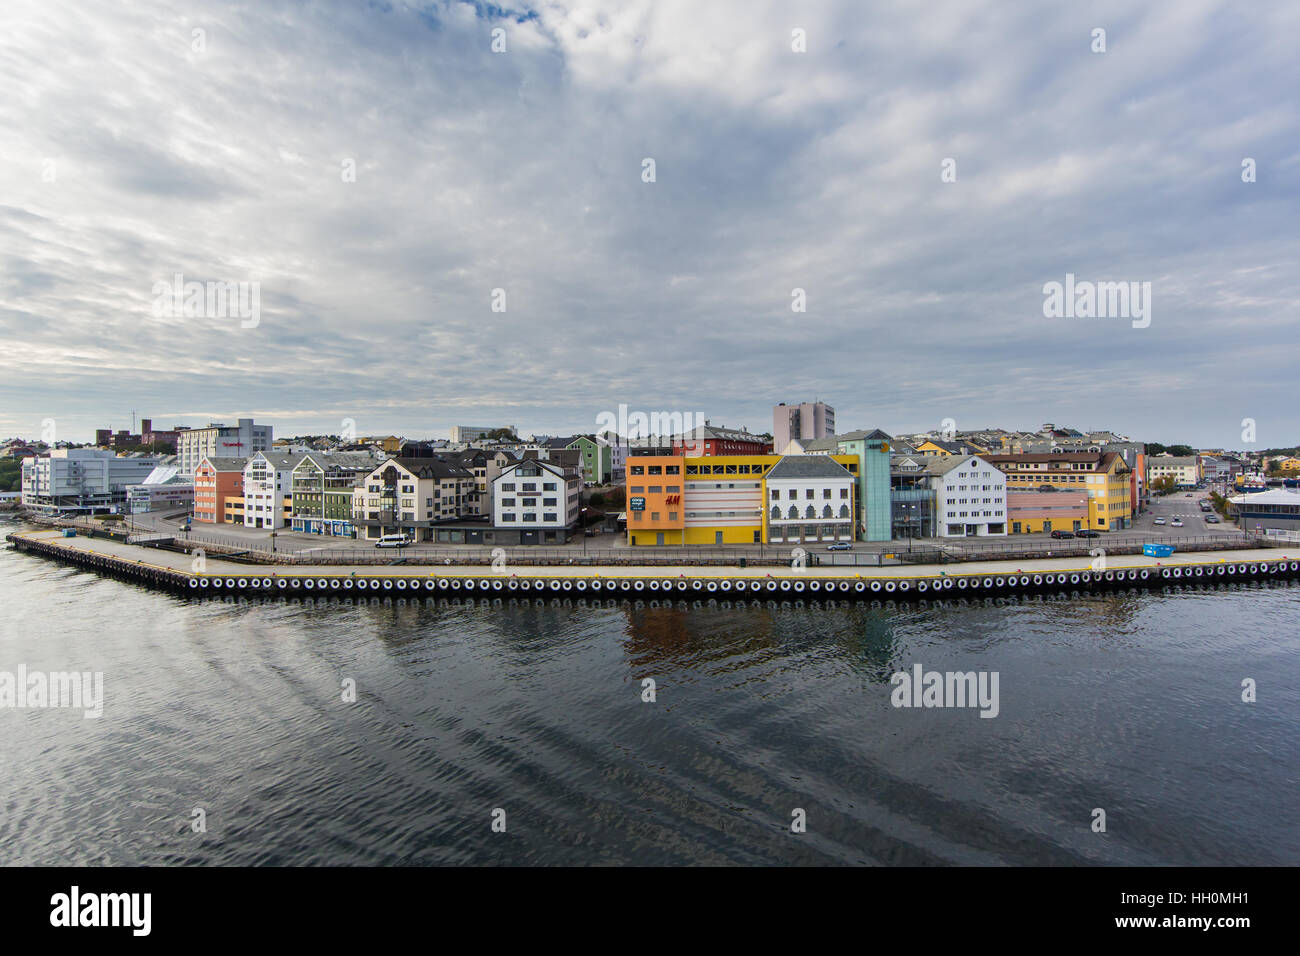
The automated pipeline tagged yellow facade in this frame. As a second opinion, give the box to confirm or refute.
[997,456,1132,531]
[916,439,988,456]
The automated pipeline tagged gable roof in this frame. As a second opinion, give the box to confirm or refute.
[766,455,852,480]
[198,456,246,472]
[837,428,892,442]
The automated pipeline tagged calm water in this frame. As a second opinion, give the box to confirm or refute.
[2,518,1297,866]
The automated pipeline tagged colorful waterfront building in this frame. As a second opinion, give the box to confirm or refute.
[193,456,246,524]
[625,453,860,546]
[290,452,375,537]
[985,452,1132,532]
[781,429,893,541]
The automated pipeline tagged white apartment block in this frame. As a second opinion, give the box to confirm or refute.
[242,452,305,529]
[931,455,1007,537]
[1148,455,1200,487]
[353,457,476,541]
[492,459,580,537]
[178,419,273,476]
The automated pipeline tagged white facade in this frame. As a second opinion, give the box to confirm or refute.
[764,456,854,544]
[242,452,304,529]
[685,478,764,542]
[1148,456,1200,487]
[21,448,159,513]
[933,456,1007,537]
[178,419,273,476]
[492,459,580,531]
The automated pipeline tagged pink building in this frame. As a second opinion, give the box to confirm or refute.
[1006,491,1089,534]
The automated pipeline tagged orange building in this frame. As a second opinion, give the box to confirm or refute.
[194,456,246,524]
[625,455,687,545]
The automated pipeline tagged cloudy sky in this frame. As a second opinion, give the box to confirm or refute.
[1,0,1297,448]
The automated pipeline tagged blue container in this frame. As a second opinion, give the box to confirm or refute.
[62,528,77,538]
[1143,543,1174,557]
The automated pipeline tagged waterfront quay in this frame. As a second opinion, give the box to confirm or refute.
[9,529,1300,600]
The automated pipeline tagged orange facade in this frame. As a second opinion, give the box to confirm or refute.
[625,455,686,544]
[193,460,244,523]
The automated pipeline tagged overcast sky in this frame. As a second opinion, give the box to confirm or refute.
[1,0,1297,448]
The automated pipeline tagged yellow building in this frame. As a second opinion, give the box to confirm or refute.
[915,438,989,456]
[1274,457,1300,474]
[626,453,859,545]
[986,452,1133,531]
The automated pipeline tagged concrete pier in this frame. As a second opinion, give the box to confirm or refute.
[8,529,1300,600]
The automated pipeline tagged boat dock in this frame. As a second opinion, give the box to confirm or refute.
[8,529,1300,600]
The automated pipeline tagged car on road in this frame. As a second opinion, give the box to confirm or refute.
[1171,519,1183,527]
[826,542,852,551]
[1205,515,1220,523]
[375,533,412,548]
[1185,493,1194,497]
[1049,530,1075,539]
[1075,529,1101,538]
[1153,517,1167,525]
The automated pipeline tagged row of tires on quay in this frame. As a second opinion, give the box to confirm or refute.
[176,561,1300,597]
[11,537,1300,598]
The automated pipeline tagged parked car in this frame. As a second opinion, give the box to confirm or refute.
[1185,493,1194,497]
[1153,517,1167,525]
[1075,529,1100,537]
[826,542,852,551]
[1049,530,1075,539]
[374,533,412,548]
[1171,519,1184,527]
[1205,515,1220,523]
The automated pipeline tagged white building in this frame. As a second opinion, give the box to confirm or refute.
[450,425,517,443]
[929,455,1007,537]
[21,448,159,514]
[177,418,273,476]
[242,452,306,529]
[126,464,194,514]
[764,455,855,545]
[352,457,476,541]
[599,436,627,481]
[492,458,580,543]
[1148,455,1200,488]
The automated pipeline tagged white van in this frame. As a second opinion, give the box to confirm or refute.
[375,533,412,548]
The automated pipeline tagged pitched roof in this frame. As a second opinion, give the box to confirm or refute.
[386,457,474,479]
[766,455,852,480]
[837,428,892,442]
[798,437,841,452]
[923,454,991,476]
[250,451,309,470]
[199,456,246,471]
